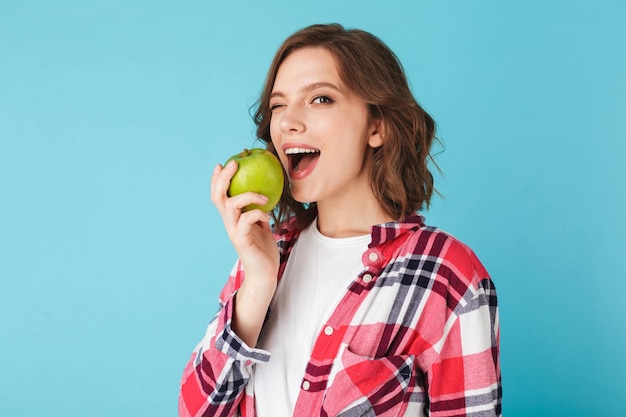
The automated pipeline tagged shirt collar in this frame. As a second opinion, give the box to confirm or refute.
[369,213,425,248]
[277,212,426,249]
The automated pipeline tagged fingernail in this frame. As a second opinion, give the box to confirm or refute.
[259,194,269,201]
[226,160,236,169]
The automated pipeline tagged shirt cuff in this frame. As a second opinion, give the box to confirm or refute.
[214,293,271,365]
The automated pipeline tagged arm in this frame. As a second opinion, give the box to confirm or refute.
[179,162,281,416]
[425,243,501,416]
[211,160,279,348]
[178,262,271,417]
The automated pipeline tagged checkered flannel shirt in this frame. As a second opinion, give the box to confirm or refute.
[179,213,501,416]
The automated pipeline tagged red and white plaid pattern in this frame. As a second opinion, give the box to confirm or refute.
[179,214,501,416]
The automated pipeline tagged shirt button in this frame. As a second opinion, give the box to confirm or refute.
[302,380,311,390]
[324,325,334,336]
[368,252,379,262]
[363,273,373,283]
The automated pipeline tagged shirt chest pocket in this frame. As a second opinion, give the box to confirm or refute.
[321,345,416,417]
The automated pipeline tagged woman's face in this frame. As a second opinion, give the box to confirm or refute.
[269,47,383,207]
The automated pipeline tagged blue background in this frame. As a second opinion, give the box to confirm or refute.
[1,0,624,416]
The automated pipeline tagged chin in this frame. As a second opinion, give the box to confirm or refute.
[291,189,316,206]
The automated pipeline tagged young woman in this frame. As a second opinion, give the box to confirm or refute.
[179,24,501,417]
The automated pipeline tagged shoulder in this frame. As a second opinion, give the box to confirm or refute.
[271,216,306,265]
[399,224,490,284]
[393,225,495,317]
[273,215,299,236]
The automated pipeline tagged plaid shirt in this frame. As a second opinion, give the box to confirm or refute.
[179,214,501,416]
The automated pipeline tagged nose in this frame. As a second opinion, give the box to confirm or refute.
[278,105,306,134]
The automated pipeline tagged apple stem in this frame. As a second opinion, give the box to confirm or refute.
[243,148,250,156]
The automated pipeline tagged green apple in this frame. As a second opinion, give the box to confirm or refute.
[225,148,284,212]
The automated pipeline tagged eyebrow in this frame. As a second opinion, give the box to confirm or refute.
[270,81,342,99]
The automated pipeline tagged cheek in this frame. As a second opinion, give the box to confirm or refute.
[269,118,280,142]
[270,130,281,155]
[268,123,287,168]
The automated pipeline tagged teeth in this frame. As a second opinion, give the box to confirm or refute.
[285,147,319,155]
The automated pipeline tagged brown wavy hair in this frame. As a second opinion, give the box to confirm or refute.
[253,23,438,230]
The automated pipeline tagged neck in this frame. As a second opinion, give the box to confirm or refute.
[316,193,393,238]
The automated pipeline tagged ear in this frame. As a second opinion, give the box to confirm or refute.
[368,118,385,148]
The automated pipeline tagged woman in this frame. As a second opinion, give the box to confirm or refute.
[179,23,501,417]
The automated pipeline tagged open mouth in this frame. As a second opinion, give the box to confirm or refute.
[285,147,320,176]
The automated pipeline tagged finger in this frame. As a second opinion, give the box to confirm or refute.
[223,192,269,234]
[233,209,272,243]
[212,160,237,198]
[210,164,223,208]
[211,160,237,212]
[239,208,271,227]
[210,163,222,196]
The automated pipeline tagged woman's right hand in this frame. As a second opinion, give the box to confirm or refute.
[210,160,280,347]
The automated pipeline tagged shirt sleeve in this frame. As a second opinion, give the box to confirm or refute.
[178,261,271,417]
[424,241,502,416]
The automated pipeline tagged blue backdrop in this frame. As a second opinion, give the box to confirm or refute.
[1,1,624,416]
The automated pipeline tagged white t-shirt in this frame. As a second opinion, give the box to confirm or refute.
[254,219,370,417]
